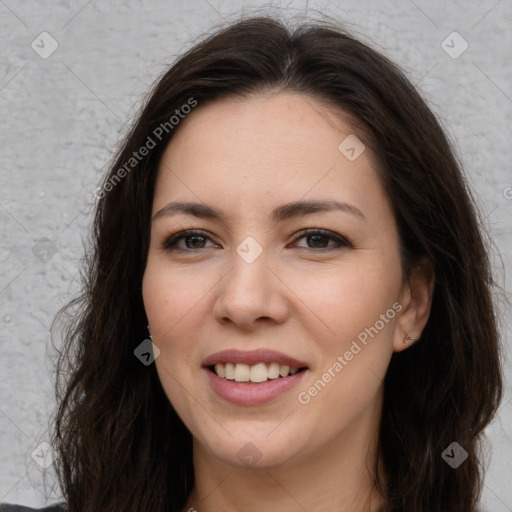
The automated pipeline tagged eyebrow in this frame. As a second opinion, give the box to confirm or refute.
[152,199,366,224]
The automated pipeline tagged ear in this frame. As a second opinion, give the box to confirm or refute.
[393,256,435,352]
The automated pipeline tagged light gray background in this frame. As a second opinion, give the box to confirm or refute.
[1,0,511,509]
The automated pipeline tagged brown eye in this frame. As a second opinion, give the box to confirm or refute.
[162,228,352,253]
[162,230,217,251]
[292,229,352,250]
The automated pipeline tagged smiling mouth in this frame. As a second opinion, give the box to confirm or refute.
[209,362,308,383]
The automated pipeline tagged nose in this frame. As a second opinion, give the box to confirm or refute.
[212,248,290,331]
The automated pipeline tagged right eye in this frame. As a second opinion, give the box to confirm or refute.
[162,229,218,252]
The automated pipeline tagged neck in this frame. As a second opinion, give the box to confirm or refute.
[183,393,387,512]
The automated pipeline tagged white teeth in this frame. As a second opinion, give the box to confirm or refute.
[234,363,250,382]
[225,362,235,380]
[268,362,280,379]
[213,362,301,382]
[215,363,225,378]
[250,363,268,383]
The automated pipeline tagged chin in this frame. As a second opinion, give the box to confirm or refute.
[195,425,307,470]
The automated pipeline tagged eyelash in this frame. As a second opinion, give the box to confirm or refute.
[161,228,352,253]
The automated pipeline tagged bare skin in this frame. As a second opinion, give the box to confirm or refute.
[142,92,434,512]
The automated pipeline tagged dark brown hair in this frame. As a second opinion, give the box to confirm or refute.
[51,15,504,512]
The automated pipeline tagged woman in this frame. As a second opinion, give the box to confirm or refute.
[2,14,503,512]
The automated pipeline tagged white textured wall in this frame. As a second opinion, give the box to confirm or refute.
[1,0,511,509]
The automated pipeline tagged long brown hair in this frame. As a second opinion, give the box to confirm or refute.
[50,15,504,512]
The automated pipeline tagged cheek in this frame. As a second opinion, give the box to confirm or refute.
[142,265,171,332]
[142,257,207,336]
[289,257,401,342]
[142,258,215,386]
[142,264,196,405]
[294,267,397,438]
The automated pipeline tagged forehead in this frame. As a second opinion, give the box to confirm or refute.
[153,92,389,224]
[160,92,364,162]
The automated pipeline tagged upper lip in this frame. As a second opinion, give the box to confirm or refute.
[202,349,308,369]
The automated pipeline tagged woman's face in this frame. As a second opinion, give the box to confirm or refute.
[143,92,414,469]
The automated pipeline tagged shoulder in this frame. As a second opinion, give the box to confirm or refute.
[0,505,66,511]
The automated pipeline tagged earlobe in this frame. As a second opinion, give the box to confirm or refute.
[402,332,415,346]
[393,257,435,352]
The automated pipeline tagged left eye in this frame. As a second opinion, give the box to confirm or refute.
[292,229,350,250]
[162,229,351,252]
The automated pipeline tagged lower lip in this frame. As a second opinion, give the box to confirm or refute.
[204,368,308,405]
